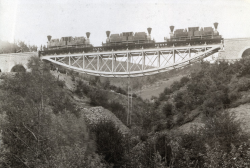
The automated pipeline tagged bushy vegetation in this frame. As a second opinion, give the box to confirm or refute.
[2,57,250,167]
[74,77,139,126]
[146,59,250,132]
[92,120,125,167]
[10,64,26,72]
[0,40,38,53]
[0,57,106,167]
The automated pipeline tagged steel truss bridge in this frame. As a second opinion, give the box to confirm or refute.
[41,43,223,77]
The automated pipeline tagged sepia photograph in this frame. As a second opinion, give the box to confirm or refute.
[1,0,250,167]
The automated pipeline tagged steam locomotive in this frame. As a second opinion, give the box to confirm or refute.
[39,22,222,56]
[47,32,92,49]
[165,22,222,46]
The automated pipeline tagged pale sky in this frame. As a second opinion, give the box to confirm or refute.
[1,0,250,47]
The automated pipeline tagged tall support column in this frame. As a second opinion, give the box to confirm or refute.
[142,51,145,71]
[112,52,114,72]
[127,77,132,126]
[127,50,130,72]
[82,55,85,69]
[157,50,160,68]
[127,77,129,125]
[85,56,89,68]
[97,55,100,71]
[173,49,175,63]
[69,57,71,66]
[189,48,191,58]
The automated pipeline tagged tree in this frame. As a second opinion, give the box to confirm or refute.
[93,121,125,166]
[0,57,85,167]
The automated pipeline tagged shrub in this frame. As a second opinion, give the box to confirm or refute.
[164,87,172,95]
[155,135,172,165]
[180,76,190,86]
[92,120,125,166]
[171,81,182,92]
[237,81,250,91]
[158,92,166,101]
[229,90,240,102]
[132,93,137,98]
[75,80,90,96]
[162,103,173,118]
[202,110,248,152]
[11,64,26,72]
[108,101,126,125]
[176,114,185,125]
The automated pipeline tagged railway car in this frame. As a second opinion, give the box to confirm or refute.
[165,22,222,46]
[102,28,155,50]
[46,32,92,50]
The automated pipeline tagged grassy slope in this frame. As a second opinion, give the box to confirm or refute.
[54,61,250,136]
[138,75,184,100]
[51,70,133,130]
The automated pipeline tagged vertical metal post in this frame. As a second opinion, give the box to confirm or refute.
[189,48,191,58]
[97,55,100,71]
[157,50,160,68]
[127,50,130,72]
[127,77,129,125]
[127,77,132,126]
[204,47,207,57]
[112,51,114,72]
[82,55,85,69]
[69,56,71,66]
[173,49,175,63]
[85,56,89,68]
[142,51,145,71]
[130,86,132,125]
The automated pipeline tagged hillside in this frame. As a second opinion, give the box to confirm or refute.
[2,57,250,167]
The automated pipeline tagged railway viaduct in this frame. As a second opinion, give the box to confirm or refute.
[0,52,38,72]
[218,37,250,60]
[0,37,250,73]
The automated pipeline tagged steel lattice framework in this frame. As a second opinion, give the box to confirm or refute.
[41,44,222,77]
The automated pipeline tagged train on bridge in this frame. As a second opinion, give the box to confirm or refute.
[39,22,223,56]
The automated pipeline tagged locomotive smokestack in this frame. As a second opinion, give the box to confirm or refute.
[170,26,174,33]
[214,22,218,29]
[106,31,111,43]
[147,27,152,41]
[106,31,110,37]
[86,32,90,44]
[147,27,152,35]
[214,22,219,34]
[47,35,52,41]
[86,32,90,38]
[170,26,174,37]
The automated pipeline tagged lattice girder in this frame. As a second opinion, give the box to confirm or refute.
[41,44,222,77]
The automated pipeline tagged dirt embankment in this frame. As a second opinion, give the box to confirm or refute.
[136,75,184,100]
[53,71,130,134]
[177,103,250,134]
[229,103,250,133]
